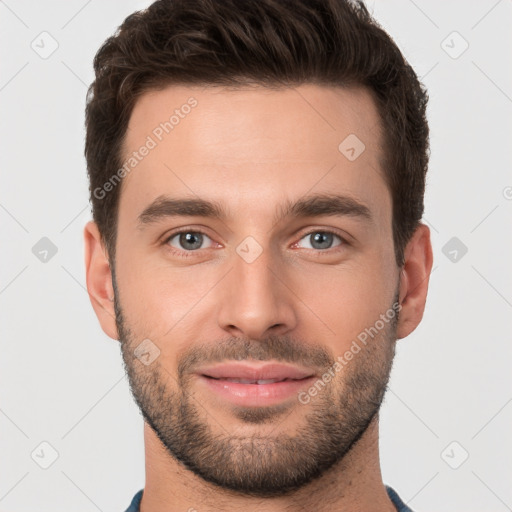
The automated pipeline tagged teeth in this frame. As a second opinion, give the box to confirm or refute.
[224,378,258,384]
[222,378,287,384]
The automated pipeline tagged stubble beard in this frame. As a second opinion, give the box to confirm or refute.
[114,280,399,498]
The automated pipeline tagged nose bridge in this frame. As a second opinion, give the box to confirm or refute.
[217,240,296,338]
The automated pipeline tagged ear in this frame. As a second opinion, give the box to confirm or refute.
[83,221,119,340]
[396,223,434,340]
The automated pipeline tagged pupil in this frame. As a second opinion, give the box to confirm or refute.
[312,232,332,249]
[181,232,202,250]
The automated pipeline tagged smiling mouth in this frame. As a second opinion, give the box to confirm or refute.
[197,373,316,407]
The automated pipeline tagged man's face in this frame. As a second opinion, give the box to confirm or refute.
[112,84,400,496]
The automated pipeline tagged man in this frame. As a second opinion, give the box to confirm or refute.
[83,0,433,510]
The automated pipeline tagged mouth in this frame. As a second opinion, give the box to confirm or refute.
[197,361,315,381]
[203,376,305,384]
[195,361,316,407]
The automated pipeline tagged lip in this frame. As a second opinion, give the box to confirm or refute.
[198,374,316,407]
[194,361,316,407]
[196,361,315,381]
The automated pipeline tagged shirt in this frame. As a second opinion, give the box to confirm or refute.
[124,484,414,511]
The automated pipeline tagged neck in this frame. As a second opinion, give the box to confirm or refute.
[139,415,397,512]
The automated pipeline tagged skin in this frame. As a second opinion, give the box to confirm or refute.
[84,84,433,512]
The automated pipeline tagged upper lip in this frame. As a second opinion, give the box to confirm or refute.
[197,362,315,381]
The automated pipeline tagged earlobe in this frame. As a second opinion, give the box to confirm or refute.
[83,221,119,340]
[396,223,434,340]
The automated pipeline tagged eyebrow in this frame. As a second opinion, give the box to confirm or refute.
[137,193,373,229]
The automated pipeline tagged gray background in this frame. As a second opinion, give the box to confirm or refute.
[1,1,511,510]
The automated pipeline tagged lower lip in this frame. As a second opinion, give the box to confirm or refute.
[197,375,315,407]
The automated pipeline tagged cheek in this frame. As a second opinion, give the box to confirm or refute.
[115,256,220,338]
[292,256,395,341]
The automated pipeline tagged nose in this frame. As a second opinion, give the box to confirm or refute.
[216,245,297,340]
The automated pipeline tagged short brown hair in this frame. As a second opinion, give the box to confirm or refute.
[85,0,429,267]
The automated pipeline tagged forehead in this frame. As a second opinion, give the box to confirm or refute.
[118,83,389,228]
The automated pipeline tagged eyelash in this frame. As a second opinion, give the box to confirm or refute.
[162,228,349,258]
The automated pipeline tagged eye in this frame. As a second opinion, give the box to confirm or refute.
[295,230,345,251]
[165,230,214,252]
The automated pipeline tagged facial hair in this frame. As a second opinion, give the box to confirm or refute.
[113,275,399,498]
